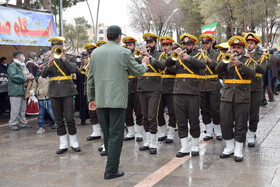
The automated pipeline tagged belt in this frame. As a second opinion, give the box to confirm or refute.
[128,75,136,79]
[255,73,263,78]
[49,76,72,81]
[198,74,218,79]
[161,74,176,78]
[176,74,199,79]
[224,79,251,84]
[142,72,161,77]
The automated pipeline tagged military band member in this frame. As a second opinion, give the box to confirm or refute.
[157,36,177,143]
[243,32,267,147]
[41,37,80,154]
[122,36,144,142]
[84,43,103,141]
[96,40,107,47]
[216,36,256,162]
[198,34,222,141]
[138,32,166,154]
[215,42,229,54]
[172,42,182,51]
[166,34,206,157]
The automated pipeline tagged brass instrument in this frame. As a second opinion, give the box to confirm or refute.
[170,49,187,61]
[80,57,90,76]
[222,52,238,63]
[51,45,64,59]
[80,63,89,76]
[133,47,151,58]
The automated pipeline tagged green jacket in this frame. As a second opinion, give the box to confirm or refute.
[87,41,147,109]
[7,61,27,97]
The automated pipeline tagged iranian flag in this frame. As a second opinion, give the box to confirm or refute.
[201,22,218,35]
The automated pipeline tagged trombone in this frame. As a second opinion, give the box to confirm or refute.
[133,47,151,58]
[170,49,187,61]
[222,52,238,63]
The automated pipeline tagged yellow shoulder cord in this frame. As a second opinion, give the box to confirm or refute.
[235,66,243,80]
[217,52,222,62]
[179,60,194,74]
[235,58,253,80]
[148,64,158,73]
[158,52,168,74]
[259,55,265,65]
[53,60,66,76]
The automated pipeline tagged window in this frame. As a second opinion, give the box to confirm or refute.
[99,30,104,34]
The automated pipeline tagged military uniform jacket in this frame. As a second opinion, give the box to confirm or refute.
[249,47,267,92]
[128,57,141,94]
[199,48,222,92]
[41,54,78,98]
[215,56,256,103]
[161,52,176,94]
[165,49,206,95]
[137,50,166,92]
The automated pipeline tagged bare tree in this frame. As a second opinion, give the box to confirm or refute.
[128,0,180,37]
[16,0,22,6]
[43,0,52,10]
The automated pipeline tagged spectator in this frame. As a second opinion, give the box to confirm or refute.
[26,52,40,81]
[33,75,56,134]
[0,57,8,116]
[8,51,34,131]
[270,49,280,95]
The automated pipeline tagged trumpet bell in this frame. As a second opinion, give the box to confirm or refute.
[170,51,180,61]
[133,50,142,58]
[80,63,89,77]
[222,54,231,63]
[51,45,64,59]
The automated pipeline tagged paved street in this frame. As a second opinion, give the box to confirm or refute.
[1,95,280,187]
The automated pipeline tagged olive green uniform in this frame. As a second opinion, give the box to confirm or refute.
[248,47,267,132]
[137,50,166,133]
[158,52,176,129]
[126,58,143,127]
[216,56,256,142]
[166,49,206,138]
[199,49,222,126]
[41,54,78,136]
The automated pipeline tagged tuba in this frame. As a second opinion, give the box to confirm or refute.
[170,49,187,61]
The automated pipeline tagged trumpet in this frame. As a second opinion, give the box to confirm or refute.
[133,47,151,58]
[80,63,89,76]
[222,52,238,63]
[170,49,187,61]
[51,45,64,59]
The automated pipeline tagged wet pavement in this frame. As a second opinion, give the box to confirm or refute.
[1,95,280,187]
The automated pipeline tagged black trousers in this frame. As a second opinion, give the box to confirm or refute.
[139,92,161,133]
[174,94,200,139]
[125,92,143,126]
[89,109,101,125]
[158,94,176,128]
[0,92,8,114]
[200,91,221,125]
[99,108,125,173]
[220,101,249,143]
[249,91,262,132]
[50,96,77,136]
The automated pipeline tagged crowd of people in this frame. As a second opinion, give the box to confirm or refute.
[1,25,280,180]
